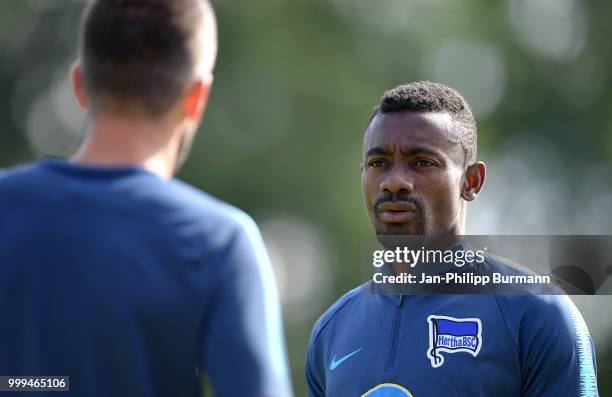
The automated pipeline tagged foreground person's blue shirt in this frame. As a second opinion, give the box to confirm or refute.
[0,159,292,397]
[306,257,599,396]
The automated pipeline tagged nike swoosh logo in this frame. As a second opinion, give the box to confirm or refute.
[330,347,363,370]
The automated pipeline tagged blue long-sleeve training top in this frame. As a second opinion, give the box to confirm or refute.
[306,253,599,396]
[0,159,292,397]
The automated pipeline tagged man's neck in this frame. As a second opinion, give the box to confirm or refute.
[71,115,180,179]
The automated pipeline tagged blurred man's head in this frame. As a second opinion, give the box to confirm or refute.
[361,81,486,237]
[71,0,217,172]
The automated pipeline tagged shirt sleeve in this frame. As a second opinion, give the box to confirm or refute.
[199,213,293,397]
[519,295,599,397]
[305,328,325,397]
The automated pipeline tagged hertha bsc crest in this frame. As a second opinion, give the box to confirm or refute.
[427,315,482,368]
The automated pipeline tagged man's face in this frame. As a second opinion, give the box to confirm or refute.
[361,111,466,236]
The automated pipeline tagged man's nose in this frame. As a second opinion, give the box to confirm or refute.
[379,166,414,194]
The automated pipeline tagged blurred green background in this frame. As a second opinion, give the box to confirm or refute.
[1,0,611,394]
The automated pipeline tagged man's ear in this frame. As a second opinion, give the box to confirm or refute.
[461,161,486,201]
[182,75,212,123]
[70,63,88,110]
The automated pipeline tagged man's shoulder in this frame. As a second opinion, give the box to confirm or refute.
[164,178,256,232]
[309,284,368,345]
[0,162,41,185]
[481,254,571,313]
[493,292,576,323]
[0,161,257,244]
[467,252,588,345]
[490,290,584,355]
[0,162,60,203]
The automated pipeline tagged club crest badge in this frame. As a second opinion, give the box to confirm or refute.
[427,315,482,368]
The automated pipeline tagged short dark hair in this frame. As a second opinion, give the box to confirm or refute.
[79,0,217,116]
[369,81,477,163]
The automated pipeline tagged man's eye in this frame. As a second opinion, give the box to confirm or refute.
[415,159,435,167]
[368,160,387,168]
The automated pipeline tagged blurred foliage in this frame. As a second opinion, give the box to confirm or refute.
[1,0,612,395]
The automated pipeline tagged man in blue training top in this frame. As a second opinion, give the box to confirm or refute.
[306,81,599,396]
[0,1,292,396]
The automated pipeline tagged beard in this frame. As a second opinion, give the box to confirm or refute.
[373,194,428,236]
[372,194,456,250]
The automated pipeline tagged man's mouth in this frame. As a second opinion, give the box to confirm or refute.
[376,202,418,223]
